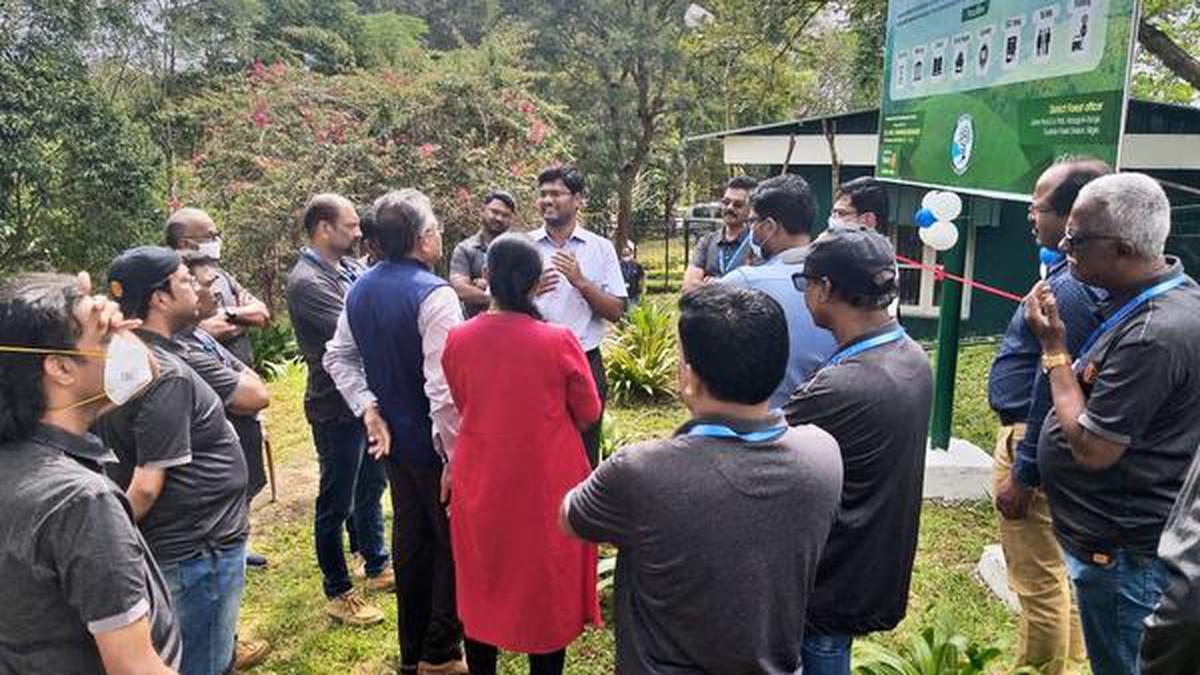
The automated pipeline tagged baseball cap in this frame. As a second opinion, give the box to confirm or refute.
[800,226,897,298]
[108,246,183,315]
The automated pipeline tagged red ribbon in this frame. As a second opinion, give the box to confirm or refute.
[895,254,1026,304]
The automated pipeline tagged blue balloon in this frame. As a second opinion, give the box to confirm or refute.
[914,208,937,229]
[1039,247,1065,266]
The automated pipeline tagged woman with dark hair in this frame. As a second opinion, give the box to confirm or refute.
[441,233,601,675]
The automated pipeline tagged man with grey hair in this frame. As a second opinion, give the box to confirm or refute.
[1025,172,1200,675]
[325,189,466,675]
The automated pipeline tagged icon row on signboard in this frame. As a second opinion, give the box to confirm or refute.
[893,1,1094,92]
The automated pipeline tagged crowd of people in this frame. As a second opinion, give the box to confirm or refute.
[0,158,1198,675]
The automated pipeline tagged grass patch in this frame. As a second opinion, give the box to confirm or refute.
[247,341,1014,673]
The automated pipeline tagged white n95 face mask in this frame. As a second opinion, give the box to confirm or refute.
[197,239,222,260]
[103,332,155,405]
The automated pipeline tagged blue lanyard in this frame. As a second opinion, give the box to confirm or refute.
[1077,276,1185,357]
[302,248,358,286]
[718,230,753,276]
[826,327,906,366]
[687,423,788,443]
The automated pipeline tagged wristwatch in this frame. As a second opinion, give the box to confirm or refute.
[1041,352,1071,373]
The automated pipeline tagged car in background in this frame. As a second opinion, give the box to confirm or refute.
[680,202,723,237]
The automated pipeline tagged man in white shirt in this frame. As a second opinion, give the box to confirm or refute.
[530,165,628,466]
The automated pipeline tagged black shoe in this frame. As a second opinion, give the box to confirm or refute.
[246,552,268,568]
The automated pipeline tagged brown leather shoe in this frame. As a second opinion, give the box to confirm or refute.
[325,589,385,626]
[417,659,468,675]
[365,566,395,593]
[234,638,270,670]
[349,553,367,579]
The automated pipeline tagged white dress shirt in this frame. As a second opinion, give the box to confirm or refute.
[530,225,628,352]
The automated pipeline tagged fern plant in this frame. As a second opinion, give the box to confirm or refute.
[604,299,678,404]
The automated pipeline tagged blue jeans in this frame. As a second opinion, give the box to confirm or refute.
[312,418,389,598]
[801,633,853,675]
[1063,549,1168,675]
[160,541,247,675]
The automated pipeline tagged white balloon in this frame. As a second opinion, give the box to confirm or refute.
[921,191,941,211]
[920,220,959,251]
[929,191,963,221]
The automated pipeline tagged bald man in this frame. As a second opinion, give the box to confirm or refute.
[285,194,391,626]
[165,208,271,368]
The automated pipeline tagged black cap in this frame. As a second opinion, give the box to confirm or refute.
[803,226,897,298]
[108,246,182,315]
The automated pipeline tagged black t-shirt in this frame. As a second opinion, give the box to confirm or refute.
[784,324,934,635]
[0,425,181,673]
[95,330,249,563]
[567,413,843,675]
[620,259,645,302]
[1039,261,1200,559]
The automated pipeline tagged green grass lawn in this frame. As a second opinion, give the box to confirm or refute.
[245,339,1012,674]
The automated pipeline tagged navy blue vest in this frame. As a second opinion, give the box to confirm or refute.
[345,259,446,465]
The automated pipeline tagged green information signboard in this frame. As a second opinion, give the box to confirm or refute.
[876,0,1140,200]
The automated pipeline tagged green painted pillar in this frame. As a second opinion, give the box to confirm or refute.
[929,225,968,450]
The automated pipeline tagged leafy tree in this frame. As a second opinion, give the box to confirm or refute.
[1136,0,1200,101]
[0,1,162,278]
[360,11,428,68]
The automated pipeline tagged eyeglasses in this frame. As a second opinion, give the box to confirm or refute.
[831,207,859,219]
[1027,202,1055,215]
[1059,229,1125,252]
[792,272,826,293]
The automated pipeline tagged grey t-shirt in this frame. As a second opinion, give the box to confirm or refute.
[784,325,934,635]
[1039,261,1200,559]
[211,268,254,367]
[286,250,364,423]
[1149,445,1200,629]
[0,425,181,673]
[171,328,266,497]
[689,228,758,278]
[567,413,843,675]
[449,232,490,318]
[95,330,249,564]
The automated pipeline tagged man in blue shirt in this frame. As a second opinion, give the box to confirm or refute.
[722,174,836,408]
[985,159,1109,675]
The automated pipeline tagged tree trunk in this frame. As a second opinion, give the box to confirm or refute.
[615,169,636,256]
[1138,19,1200,91]
[823,119,840,191]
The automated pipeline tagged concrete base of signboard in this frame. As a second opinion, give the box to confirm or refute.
[976,544,1022,613]
[923,438,995,501]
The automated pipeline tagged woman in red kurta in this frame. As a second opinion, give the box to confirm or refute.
[442,233,602,675]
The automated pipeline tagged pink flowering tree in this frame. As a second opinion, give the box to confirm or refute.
[178,30,569,311]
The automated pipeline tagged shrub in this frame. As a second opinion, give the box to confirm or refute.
[598,415,637,462]
[852,614,1026,675]
[604,299,677,404]
[248,320,301,376]
[177,25,570,313]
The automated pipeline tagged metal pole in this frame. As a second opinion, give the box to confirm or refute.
[929,223,968,450]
